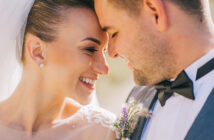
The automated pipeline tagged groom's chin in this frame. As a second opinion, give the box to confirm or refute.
[133,70,157,86]
[133,72,148,86]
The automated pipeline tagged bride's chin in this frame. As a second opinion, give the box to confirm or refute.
[73,84,95,104]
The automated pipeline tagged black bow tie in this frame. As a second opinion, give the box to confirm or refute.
[155,57,214,106]
[155,71,195,106]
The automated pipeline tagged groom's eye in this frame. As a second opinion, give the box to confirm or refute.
[112,32,118,38]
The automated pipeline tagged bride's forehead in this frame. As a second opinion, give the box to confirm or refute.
[57,8,106,40]
[62,8,99,27]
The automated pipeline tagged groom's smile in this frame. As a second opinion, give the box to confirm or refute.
[95,0,176,86]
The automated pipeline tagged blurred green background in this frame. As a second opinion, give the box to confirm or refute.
[96,0,214,115]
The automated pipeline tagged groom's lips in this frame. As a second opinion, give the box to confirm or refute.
[128,62,134,71]
[120,56,134,71]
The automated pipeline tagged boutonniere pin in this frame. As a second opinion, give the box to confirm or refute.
[113,98,152,140]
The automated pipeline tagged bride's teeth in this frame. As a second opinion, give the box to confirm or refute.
[80,77,95,85]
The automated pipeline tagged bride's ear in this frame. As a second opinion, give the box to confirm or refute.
[25,33,47,67]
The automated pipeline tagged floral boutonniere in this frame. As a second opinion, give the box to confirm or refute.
[113,98,152,140]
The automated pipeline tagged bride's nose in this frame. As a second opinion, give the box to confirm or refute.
[92,54,109,75]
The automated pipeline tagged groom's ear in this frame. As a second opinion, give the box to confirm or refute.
[143,0,168,32]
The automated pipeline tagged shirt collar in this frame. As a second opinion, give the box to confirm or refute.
[184,49,214,83]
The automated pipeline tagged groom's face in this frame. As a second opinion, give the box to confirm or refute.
[95,0,176,85]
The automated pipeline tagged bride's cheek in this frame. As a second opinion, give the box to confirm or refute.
[80,55,93,67]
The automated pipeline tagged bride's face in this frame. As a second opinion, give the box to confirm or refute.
[44,8,108,104]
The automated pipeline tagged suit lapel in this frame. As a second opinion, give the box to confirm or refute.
[129,116,147,140]
[130,90,157,140]
[185,88,214,140]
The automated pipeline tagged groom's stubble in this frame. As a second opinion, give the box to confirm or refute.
[132,27,177,86]
[94,0,179,86]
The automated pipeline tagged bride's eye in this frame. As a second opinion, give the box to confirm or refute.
[84,46,98,53]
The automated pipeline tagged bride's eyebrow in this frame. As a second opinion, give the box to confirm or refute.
[81,37,101,45]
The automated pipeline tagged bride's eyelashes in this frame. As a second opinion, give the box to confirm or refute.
[83,46,98,55]
[85,46,98,52]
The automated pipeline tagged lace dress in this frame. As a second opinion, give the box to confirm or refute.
[53,104,117,140]
[0,102,117,140]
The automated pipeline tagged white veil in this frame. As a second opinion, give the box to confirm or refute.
[0,0,35,100]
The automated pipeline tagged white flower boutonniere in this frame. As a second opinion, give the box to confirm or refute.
[113,98,152,140]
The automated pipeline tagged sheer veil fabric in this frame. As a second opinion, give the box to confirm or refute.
[0,0,34,101]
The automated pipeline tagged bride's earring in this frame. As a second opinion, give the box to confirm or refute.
[40,64,44,68]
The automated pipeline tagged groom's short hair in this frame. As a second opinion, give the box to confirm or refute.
[108,0,203,18]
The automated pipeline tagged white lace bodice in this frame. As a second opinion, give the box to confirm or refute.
[74,105,116,128]
[52,99,117,140]
[57,104,116,129]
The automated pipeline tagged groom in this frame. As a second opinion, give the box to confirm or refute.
[94,0,214,140]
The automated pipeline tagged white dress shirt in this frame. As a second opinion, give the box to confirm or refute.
[141,49,214,140]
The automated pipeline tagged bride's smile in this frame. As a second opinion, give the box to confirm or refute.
[79,76,97,90]
[25,8,109,105]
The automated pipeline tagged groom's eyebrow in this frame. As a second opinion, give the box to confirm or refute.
[102,26,111,32]
[81,37,101,45]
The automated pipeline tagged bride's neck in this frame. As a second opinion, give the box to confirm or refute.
[0,71,69,133]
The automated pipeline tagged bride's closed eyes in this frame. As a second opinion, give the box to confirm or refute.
[85,46,98,53]
[83,46,98,56]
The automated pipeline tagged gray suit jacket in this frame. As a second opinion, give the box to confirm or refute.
[126,86,157,140]
[126,86,214,140]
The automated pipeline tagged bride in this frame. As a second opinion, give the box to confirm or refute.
[0,0,116,139]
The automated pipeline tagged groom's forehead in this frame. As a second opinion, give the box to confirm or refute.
[94,0,109,13]
[94,0,114,26]
[95,0,141,21]
[95,0,142,14]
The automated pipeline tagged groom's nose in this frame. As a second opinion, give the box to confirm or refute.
[108,42,119,58]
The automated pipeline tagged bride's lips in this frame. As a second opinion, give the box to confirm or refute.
[79,77,97,90]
